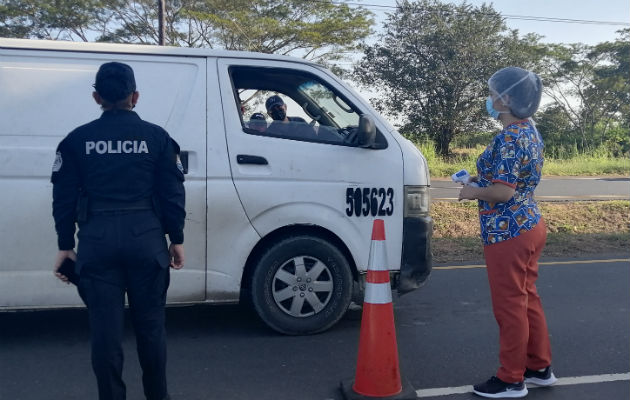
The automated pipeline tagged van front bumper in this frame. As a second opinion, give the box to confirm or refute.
[395,215,432,294]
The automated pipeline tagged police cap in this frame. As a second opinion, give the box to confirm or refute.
[265,95,285,110]
[94,62,137,102]
[250,112,266,120]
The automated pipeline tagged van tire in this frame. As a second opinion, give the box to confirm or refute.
[251,235,353,335]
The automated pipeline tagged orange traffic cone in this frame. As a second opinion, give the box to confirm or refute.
[341,219,416,400]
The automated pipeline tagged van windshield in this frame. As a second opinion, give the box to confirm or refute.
[297,81,359,129]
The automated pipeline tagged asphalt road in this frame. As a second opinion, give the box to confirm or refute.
[1,258,628,400]
[431,177,630,202]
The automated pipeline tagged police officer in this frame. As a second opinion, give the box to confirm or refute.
[51,62,185,400]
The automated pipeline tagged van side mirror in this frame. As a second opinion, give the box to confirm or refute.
[357,114,376,148]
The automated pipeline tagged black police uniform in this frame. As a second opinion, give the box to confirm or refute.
[51,107,185,400]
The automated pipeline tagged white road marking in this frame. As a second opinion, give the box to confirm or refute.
[416,373,630,398]
[553,373,630,386]
[416,385,471,397]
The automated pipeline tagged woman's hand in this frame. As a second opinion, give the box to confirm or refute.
[459,182,516,203]
[458,185,479,201]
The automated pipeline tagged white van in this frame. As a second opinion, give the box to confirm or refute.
[0,38,432,334]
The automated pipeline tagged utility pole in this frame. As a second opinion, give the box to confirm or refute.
[158,0,165,45]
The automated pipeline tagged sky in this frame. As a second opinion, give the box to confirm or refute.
[361,0,630,45]
[338,0,629,124]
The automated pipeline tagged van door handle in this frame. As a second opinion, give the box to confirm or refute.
[237,155,268,165]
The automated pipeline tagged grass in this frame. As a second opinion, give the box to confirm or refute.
[542,157,630,176]
[430,200,630,263]
[417,142,630,177]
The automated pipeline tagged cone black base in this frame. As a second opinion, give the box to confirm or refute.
[340,377,416,400]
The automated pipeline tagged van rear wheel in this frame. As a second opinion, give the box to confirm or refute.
[251,235,353,335]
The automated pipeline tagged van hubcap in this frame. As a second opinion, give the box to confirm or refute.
[272,256,334,317]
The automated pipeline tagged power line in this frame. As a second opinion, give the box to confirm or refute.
[309,0,630,26]
[498,15,630,26]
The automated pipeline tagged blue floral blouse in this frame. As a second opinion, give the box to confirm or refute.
[476,120,544,246]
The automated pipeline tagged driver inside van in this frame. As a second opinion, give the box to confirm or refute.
[265,95,315,139]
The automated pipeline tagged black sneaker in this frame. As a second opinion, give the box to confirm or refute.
[473,376,528,398]
[524,366,558,386]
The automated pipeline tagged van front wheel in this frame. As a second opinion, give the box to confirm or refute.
[251,236,353,335]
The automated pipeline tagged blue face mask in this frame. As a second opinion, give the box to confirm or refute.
[486,96,500,119]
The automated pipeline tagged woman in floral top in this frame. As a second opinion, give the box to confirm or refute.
[458,67,557,398]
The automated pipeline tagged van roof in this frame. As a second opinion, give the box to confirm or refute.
[0,38,320,66]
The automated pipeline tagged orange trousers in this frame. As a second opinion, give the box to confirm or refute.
[483,219,552,383]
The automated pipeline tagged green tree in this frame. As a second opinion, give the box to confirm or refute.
[0,0,373,65]
[538,43,599,151]
[354,0,540,157]
[588,29,630,154]
[535,105,577,158]
[538,29,629,154]
[0,0,105,40]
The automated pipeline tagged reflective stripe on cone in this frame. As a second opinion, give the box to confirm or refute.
[364,282,392,304]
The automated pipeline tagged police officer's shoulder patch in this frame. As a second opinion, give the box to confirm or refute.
[52,151,63,172]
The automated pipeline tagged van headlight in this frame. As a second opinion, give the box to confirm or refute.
[404,185,430,217]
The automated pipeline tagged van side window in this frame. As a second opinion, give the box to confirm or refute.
[229,66,387,148]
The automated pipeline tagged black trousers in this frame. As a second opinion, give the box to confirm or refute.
[76,210,171,400]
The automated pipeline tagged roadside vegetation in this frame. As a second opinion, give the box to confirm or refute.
[431,200,630,263]
[419,142,630,178]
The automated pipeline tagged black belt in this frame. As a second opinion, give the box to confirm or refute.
[89,198,154,213]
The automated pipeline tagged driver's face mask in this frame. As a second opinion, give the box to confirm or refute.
[269,106,286,121]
